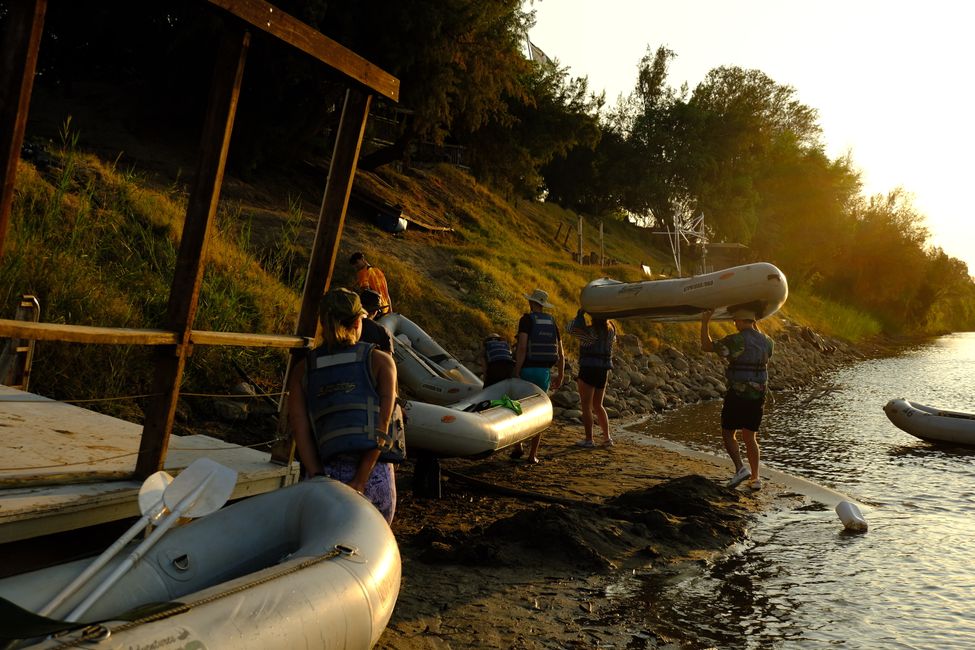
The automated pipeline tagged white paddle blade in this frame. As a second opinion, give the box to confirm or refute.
[138,470,173,520]
[164,458,238,517]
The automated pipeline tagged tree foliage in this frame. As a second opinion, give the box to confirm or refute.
[14,3,975,333]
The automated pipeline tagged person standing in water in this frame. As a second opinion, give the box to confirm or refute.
[701,308,774,490]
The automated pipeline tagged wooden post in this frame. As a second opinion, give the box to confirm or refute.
[599,220,604,267]
[0,0,47,260]
[554,222,563,242]
[269,87,372,466]
[577,216,583,264]
[135,25,250,478]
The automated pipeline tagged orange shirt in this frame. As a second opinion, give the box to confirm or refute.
[356,265,392,311]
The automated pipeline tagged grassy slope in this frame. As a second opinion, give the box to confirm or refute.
[1,142,880,418]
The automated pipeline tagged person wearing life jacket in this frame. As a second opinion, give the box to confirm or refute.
[568,308,616,448]
[510,288,565,464]
[358,288,394,354]
[701,307,774,492]
[480,333,515,387]
[287,287,405,524]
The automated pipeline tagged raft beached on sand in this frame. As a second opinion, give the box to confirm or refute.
[377,312,483,404]
[403,377,553,458]
[580,262,788,321]
[883,398,975,447]
[0,477,400,649]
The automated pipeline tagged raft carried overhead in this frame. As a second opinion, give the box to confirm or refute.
[0,478,400,649]
[883,398,975,447]
[403,377,553,458]
[377,312,483,404]
[580,262,788,321]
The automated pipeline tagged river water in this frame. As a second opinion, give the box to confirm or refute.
[626,331,975,649]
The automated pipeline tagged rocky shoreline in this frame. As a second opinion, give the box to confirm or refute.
[450,316,863,425]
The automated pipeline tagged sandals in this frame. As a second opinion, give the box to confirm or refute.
[575,439,595,448]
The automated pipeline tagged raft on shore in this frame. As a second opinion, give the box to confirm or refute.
[0,478,400,649]
[403,377,553,458]
[378,312,483,404]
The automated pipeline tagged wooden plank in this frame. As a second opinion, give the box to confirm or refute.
[0,0,46,259]
[207,0,399,101]
[0,319,178,345]
[188,330,309,349]
[0,319,310,349]
[138,26,250,479]
[270,88,372,465]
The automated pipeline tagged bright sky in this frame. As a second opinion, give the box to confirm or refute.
[527,0,975,272]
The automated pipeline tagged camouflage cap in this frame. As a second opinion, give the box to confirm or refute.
[322,288,367,321]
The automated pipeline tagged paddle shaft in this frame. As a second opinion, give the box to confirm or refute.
[37,507,163,617]
[64,476,213,622]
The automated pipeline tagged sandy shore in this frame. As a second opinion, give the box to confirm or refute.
[377,418,796,649]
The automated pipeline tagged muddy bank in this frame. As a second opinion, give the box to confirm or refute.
[378,420,800,650]
[376,322,860,649]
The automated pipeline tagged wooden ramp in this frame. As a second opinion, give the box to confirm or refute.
[0,386,297,543]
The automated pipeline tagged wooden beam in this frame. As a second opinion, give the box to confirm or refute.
[270,88,372,465]
[0,0,47,260]
[0,319,309,349]
[207,0,399,102]
[137,25,250,479]
[0,319,177,346]
[189,330,308,349]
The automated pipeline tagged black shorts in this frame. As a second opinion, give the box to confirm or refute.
[577,366,610,390]
[484,361,514,387]
[721,391,765,431]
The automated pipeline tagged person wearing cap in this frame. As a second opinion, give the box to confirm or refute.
[349,251,392,313]
[287,287,406,524]
[701,308,774,491]
[510,288,565,464]
[358,288,394,354]
[480,333,515,387]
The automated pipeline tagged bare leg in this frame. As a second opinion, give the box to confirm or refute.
[592,384,610,443]
[577,378,595,442]
[722,428,744,470]
[527,432,542,464]
[741,428,760,479]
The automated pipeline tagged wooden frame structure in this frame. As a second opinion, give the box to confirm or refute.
[0,0,399,479]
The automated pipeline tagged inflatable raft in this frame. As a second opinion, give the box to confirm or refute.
[0,478,400,649]
[377,312,483,404]
[404,377,553,458]
[580,262,788,321]
[883,398,975,447]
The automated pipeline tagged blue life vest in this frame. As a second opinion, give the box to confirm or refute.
[579,326,615,370]
[484,338,514,364]
[306,341,406,463]
[726,329,772,384]
[524,312,559,367]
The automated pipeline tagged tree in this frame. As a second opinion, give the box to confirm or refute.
[684,66,822,243]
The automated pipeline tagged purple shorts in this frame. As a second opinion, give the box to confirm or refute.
[322,456,397,524]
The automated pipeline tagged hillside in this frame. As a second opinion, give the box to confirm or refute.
[2,118,885,437]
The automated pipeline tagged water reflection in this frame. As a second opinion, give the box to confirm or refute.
[622,332,975,648]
